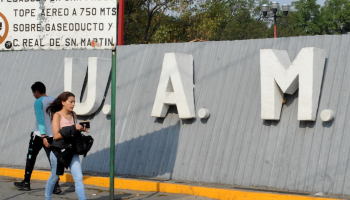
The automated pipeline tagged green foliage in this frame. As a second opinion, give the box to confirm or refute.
[319,0,350,34]
[290,0,321,35]
[121,0,350,44]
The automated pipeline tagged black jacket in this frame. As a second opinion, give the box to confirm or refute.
[50,125,83,175]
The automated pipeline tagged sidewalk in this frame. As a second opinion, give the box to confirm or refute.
[0,175,213,200]
[0,167,346,200]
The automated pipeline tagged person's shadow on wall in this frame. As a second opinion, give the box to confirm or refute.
[81,105,181,180]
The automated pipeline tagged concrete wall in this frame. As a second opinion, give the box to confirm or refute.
[1,35,350,195]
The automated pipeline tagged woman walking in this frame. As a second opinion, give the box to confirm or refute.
[45,92,88,200]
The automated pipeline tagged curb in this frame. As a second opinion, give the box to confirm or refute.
[0,167,344,200]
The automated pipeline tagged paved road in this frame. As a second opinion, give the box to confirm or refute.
[0,176,214,200]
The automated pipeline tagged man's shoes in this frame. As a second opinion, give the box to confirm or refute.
[53,182,62,194]
[14,180,31,191]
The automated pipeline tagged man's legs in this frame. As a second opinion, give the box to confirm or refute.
[14,133,43,190]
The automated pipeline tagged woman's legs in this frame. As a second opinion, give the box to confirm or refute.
[45,152,59,200]
[70,154,86,200]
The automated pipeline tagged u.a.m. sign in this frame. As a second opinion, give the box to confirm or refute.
[62,47,327,122]
[0,0,116,51]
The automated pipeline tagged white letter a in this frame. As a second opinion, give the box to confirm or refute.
[151,53,195,119]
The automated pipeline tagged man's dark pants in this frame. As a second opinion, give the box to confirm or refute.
[24,132,52,182]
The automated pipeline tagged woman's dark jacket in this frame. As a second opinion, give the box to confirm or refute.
[50,125,84,175]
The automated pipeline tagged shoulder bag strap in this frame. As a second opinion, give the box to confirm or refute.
[71,112,76,126]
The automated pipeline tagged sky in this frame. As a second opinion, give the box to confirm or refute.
[277,0,326,6]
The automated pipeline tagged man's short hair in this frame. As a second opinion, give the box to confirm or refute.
[31,82,46,94]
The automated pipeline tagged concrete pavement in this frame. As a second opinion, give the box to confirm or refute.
[0,176,214,200]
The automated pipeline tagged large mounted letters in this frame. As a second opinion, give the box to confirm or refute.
[151,53,195,119]
[260,47,326,121]
[64,57,111,116]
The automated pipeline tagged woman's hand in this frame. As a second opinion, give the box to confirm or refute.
[75,124,89,133]
[82,127,89,133]
[75,124,83,131]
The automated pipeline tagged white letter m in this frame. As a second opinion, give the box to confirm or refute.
[260,47,326,121]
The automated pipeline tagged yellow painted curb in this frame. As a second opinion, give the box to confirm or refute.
[0,167,343,200]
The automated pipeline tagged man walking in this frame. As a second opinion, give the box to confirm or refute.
[14,82,61,194]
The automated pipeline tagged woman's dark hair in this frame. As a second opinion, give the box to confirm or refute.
[46,92,75,120]
[31,82,46,94]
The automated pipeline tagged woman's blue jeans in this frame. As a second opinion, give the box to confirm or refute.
[45,152,86,200]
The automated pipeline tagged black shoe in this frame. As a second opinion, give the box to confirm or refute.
[53,182,62,194]
[14,180,31,191]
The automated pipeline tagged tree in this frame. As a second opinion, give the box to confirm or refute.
[177,0,270,41]
[290,0,321,35]
[121,0,350,45]
[319,0,350,34]
[123,0,193,44]
[221,0,270,40]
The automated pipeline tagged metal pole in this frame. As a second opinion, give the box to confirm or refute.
[110,0,118,198]
[110,50,116,200]
[274,14,277,38]
[118,0,125,45]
